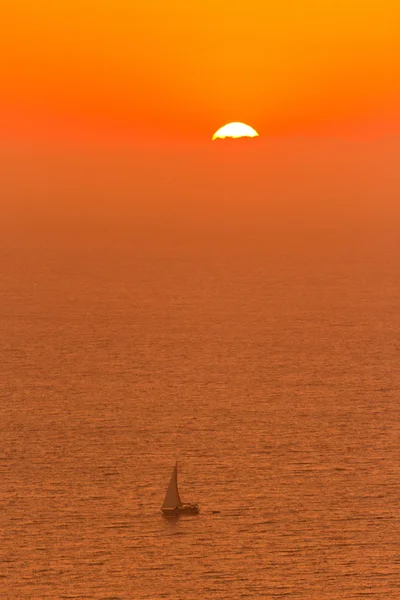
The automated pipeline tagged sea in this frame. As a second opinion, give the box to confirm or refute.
[0,220,399,599]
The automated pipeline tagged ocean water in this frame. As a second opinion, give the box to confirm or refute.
[0,230,399,599]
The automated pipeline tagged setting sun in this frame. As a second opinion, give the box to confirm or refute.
[212,123,259,141]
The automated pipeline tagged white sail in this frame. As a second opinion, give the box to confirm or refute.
[162,463,182,508]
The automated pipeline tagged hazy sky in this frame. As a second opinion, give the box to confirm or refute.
[1,2,399,245]
[1,1,399,140]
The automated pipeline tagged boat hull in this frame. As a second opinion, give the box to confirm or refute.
[161,504,200,516]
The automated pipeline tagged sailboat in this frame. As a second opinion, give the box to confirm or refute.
[161,462,200,516]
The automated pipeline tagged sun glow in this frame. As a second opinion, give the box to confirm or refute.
[212,122,259,140]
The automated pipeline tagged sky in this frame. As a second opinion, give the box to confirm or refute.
[1,1,399,243]
[1,0,399,140]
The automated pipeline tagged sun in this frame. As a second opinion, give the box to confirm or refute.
[212,122,259,141]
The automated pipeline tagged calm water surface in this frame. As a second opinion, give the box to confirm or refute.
[0,232,399,599]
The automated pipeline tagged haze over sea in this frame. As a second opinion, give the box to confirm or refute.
[1,138,399,599]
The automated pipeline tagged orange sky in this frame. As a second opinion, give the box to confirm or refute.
[1,1,399,140]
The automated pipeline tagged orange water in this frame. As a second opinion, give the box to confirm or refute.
[1,232,399,599]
